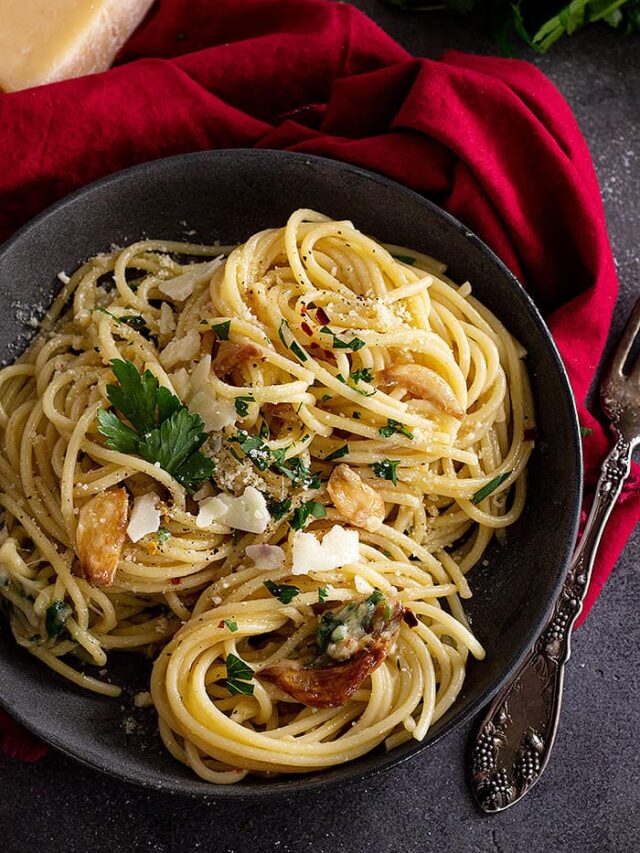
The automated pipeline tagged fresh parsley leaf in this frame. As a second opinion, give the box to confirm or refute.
[320,394,332,402]
[353,411,361,419]
[290,500,326,531]
[234,396,254,418]
[325,445,349,462]
[318,587,328,603]
[350,367,373,384]
[96,409,141,455]
[106,359,160,435]
[264,579,300,604]
[580,426,593,438]
[372,459,401,486]
[378,419,413,440]
[472,472,511,505]
[157,526,171,546]
[45,601,72,640]
[392,254,417,265]
[223,619,238,632]
[266,497,292,521]
[259,419,270,439]
[212,320,231,340]
[225,653,254,695]
[97,360,214,492]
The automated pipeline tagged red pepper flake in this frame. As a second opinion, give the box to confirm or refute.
[524,428,537,442]
[301,321,313,337]
[300,304,308,315]
[170,577,182,586]
[403,609,419,628]
[218,620,225,629]
[315,307,330,325]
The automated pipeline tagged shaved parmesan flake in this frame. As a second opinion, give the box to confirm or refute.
[169,367,190,401]
[158,257,224,301]
[196,496,229,528]
[291,525,359,575]
[189,390,236,432]
[245,543,285,570]
[190,354,212,394]
[219,486,270,534]
[196,487,271,534]
[159,329,200,369]
[127,493,160,543]
[159,302,176,334]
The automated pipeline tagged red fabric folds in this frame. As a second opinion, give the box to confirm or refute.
[0,0,637,759]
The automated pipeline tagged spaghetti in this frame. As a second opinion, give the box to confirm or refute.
[0,209,534,782]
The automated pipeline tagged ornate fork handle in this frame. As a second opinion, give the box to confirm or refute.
[470,437,634,813]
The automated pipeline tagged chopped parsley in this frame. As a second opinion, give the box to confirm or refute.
[393,254,417,265]
[157,526,171,546]
[264,579,300,604]
[372,459,401,486]
[96,360,214,492]
[259,419,270,439]
[230,431,271,471]
[225,653,255,695]
[211,320,231,340]
[320,326,366,352]
[234,396,254,418]
[272,450,321,489]
[278,319,308,362]
[318,587,328,603]
[349,367,373,384]
[45,601,72,640]
[472,472,511,505]
[353,411,361,419]
[223,619,238,632]
[266,497,292,521]
[325,445,349,462]
[378,419,413,440]
[580,426,593,437]
[320,394,333,402]
[290,500,327,531]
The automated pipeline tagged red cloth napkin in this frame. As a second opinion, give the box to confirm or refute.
[0,0,638,761]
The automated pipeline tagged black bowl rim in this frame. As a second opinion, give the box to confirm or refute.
[0,149,583,799]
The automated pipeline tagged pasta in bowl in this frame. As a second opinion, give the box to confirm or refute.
[0,207,534,784]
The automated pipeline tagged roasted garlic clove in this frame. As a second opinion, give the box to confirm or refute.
[379,363,464,419]
[327,464,385,531]
[76,487,129,587]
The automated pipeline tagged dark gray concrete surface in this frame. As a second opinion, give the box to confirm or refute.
[0,3,638,851]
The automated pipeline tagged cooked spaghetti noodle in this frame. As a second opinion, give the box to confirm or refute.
[0,209,534,782]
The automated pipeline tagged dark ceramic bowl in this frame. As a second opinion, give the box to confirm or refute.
[0,150,581,798]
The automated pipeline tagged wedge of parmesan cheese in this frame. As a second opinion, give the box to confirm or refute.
[0,1,155,93]
[291,526,359,575]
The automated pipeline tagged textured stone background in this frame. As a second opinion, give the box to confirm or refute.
[1,3,638,851]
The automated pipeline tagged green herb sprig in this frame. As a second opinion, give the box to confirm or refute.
[225,653,255,695]
[96,359,214,492]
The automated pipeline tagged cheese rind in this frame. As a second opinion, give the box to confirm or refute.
[0,0,155,93]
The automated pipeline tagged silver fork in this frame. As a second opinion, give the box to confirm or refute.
[469,297,640,813]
